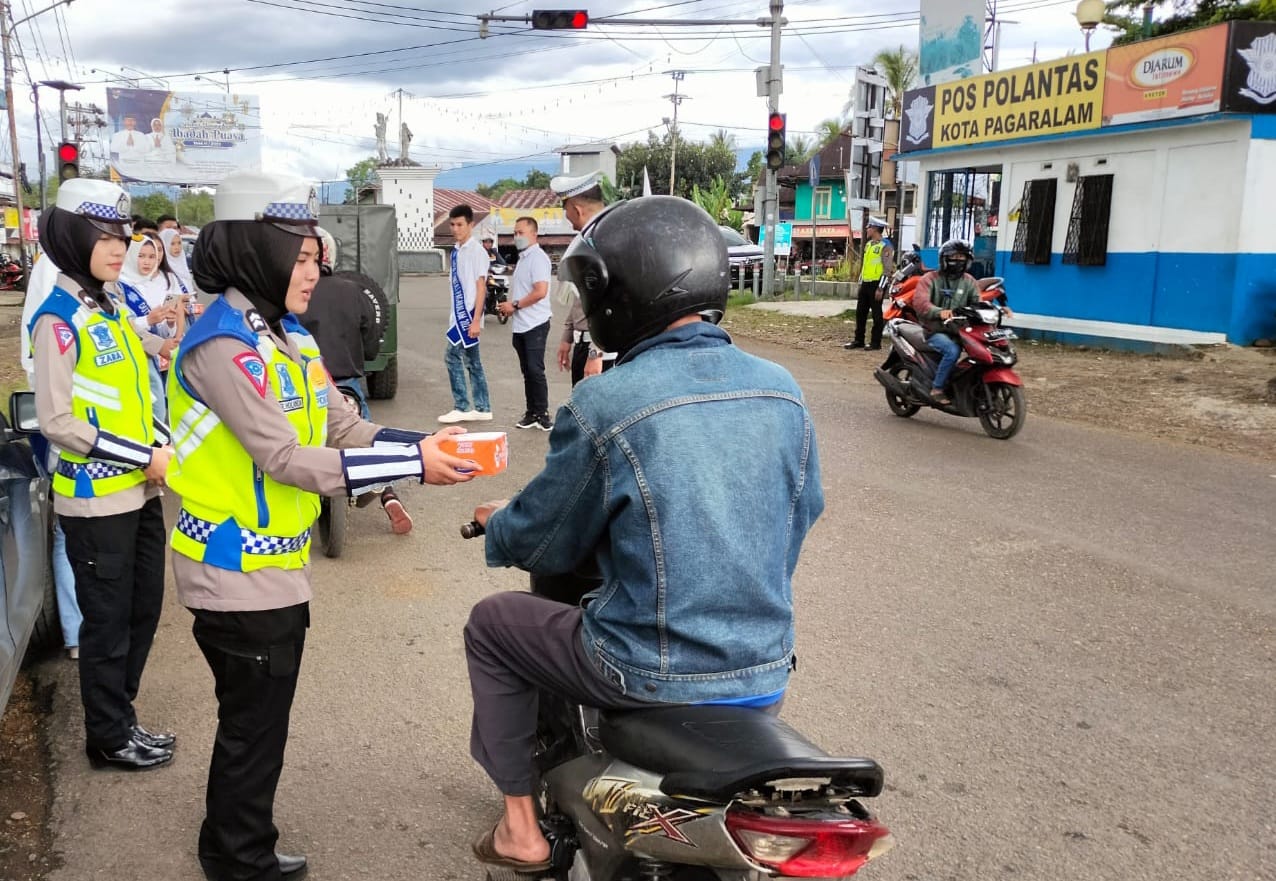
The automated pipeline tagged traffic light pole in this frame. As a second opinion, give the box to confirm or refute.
[761,0,783,299]
[2,1,27,269]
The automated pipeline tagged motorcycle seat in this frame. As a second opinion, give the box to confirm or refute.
[598,705,883,802]
[895,322,936,355]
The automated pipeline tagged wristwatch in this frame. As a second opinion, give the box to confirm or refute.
[513,300,521,310]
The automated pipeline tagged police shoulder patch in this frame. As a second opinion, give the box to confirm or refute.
[245,309,269,334]
[233,351,269,397]
[52,322,75,354]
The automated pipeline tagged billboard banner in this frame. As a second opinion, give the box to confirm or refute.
[1102,24,1229,126]
[105,88,261,185]
[906,51,1106,150]
[919,0,985,86]
[1224,20,1276,113]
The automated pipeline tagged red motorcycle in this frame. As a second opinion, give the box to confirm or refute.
[0,258,24,291]
[872,278,1026,439]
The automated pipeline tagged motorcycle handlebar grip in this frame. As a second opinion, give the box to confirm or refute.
[461,520,485,540]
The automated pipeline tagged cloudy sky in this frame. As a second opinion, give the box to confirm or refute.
[9,0,1121,185]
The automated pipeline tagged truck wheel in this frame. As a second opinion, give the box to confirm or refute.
[334,271,391,338]
[367,355,398,400]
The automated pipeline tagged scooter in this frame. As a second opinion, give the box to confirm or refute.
[0,258,24,291]
[461,521,894,881]
[873,285,1026,440]
[487,265,511,325]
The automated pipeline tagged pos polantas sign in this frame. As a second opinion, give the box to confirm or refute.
[911,52,1107,150]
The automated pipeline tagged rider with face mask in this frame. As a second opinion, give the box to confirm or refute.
[911,239,980,406]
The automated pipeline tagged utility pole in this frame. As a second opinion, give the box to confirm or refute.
[663,71,687,195]
[760,0,783,299]
[2,1,28,267]
[34,80,82,210]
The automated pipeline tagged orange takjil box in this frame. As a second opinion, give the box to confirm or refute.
[437,431,508,476]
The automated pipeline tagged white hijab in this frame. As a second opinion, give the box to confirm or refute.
[159,228,194,291]
[120,236,175,309]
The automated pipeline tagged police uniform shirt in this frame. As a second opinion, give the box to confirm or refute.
[172,289,383,612]
[33,273,167,518]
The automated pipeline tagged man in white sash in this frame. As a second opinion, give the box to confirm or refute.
[439,204,494,423]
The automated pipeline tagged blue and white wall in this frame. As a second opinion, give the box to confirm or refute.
[916,117,1276,345]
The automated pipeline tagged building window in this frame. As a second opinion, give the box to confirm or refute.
[902,187,916,215]
[813,186,832,219]
[1062,174,1114,267]
[1010,178,1056,265]
[924,169,1000,247]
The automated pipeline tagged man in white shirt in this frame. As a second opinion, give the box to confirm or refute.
[110,116,149,162]
[497,216,553,430]
[439,204,494,423]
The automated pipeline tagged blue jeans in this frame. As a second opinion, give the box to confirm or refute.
[445,341,490,413]
[53,520,81,648]
[335,377,370,419]
[927,332,961,391]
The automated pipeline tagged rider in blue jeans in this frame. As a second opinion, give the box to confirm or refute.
[911,239,980,406]
[463,197,825,873]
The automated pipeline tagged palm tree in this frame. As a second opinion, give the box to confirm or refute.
[710,128,737,151]
[814,118,845,150]
[872,46,920,119]
[785,134,813,165]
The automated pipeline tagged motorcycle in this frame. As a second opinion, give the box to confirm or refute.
[0,258,24,291]
[461,521,894,881]
[873,277,1026,440]
[487,265,511,325]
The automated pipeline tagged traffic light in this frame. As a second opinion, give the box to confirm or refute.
[765,112,786,171]
[57,142,80,182]
[531,9,588,29]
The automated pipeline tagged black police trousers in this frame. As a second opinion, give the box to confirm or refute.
[59,496,166,751]
[192,603,309,881]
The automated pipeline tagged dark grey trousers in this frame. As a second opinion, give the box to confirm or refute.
[464,591,650,796]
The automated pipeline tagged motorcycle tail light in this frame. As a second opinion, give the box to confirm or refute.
[725,810,894,877]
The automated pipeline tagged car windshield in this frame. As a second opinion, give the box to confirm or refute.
[719,227,748,247]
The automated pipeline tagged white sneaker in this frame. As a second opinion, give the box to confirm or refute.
[464,410,494,422]
[438,409,468,423]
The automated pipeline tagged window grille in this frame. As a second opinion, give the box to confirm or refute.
[1011,178,1056,265]
[1062,174,1114,266]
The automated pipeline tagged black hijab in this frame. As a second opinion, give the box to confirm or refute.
[192,221,307,325]
[37,207,116,300]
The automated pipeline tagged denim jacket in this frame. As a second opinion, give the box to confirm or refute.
[485,322,824,703]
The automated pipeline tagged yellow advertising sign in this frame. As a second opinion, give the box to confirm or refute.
[3,208,17,229]
[934,52,1107,147]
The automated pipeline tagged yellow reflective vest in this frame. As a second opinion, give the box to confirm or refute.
[167,298,329,573]
[861,241,887,283]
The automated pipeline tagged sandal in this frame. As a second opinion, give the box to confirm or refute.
[929,389,952,406]
[472,824,552,874]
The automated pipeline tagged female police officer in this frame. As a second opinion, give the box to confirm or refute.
[167,171,478,881]
[30,179,177,771]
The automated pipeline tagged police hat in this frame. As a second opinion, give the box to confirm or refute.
[867,217,888,229]
[214,170,319,236]
[550,170,604,200]
[55,179,132,237]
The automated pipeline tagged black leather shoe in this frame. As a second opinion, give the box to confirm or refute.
[843,341,865,350]
[131,723,176,749]
[277,853,307,876]
[86,738,173,770]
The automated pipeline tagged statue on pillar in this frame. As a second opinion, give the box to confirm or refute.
[374,113,389,162]
[399,122,413,161]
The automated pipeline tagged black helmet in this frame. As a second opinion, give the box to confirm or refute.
[938,239,973,276]
[560,196,729,356]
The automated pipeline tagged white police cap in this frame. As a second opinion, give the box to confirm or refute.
[549,170,604,200]
[54,178,132,236]
[867,216,889,229]
[214,170,319,235]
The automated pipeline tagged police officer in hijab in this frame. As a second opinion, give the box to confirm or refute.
[29,179,177,771]
[169,171,479,881]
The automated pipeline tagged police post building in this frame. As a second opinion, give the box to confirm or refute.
[897,21,1276,347]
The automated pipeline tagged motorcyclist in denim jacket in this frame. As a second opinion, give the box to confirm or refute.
[462,196,825,873]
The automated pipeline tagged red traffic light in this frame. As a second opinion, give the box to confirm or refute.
[58,142,79,162]
[531,9,588,29]
[768,113,785,132]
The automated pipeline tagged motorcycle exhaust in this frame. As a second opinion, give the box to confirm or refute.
[873,368,909,399]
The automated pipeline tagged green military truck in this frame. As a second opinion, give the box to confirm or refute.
[317,204,399,399]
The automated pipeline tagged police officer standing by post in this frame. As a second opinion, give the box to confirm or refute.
[844,217,894,351]
[167,171,480,881]
[552,171,613,381]
[30,179,178,771]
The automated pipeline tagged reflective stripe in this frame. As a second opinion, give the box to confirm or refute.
[72,373,123,398]
[176,509,310,556]
[71,384,123,412]
[176,409,222,460]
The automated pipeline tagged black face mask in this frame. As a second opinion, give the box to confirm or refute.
[37,208,122,301]
[192,221,307,325]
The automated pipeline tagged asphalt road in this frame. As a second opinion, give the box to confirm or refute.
[36,276,1275,881]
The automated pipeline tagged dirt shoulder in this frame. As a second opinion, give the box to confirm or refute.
[722,305,1276,461]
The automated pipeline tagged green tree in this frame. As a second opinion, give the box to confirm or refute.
[1105,0,1274,45]
[133,192,176,222]
[477,168,556,200]
[344,156,379,204]
[691,176,744,231]
[785,134,813,165]
[871,45,920,119]
[814,118,845,150]
[176,190,215,227]
[524,169,551,189]
[615,129,738,199]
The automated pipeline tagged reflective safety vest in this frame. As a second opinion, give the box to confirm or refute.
[861,241,886,283]
[167,297,330,573]
[30,287,154,500]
